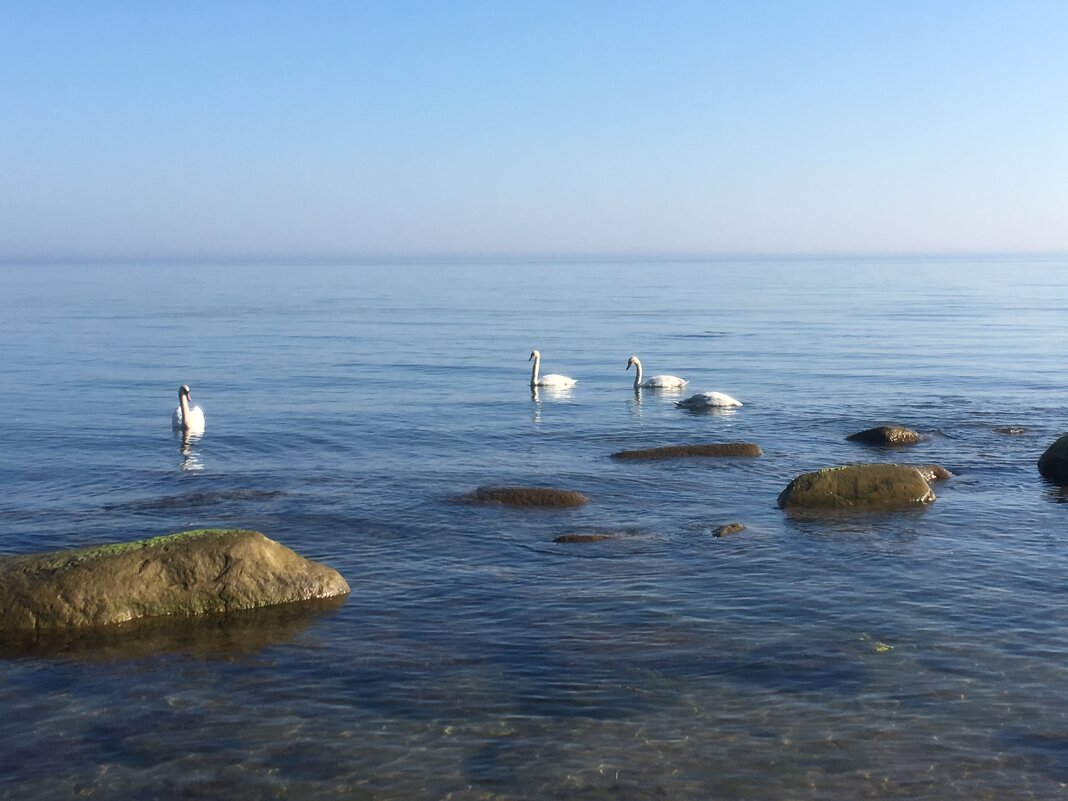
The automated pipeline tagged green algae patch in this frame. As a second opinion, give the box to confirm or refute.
[0,529,350,635]
[777,464,936,511]
[846,426,921,446]
[611,442,762,460]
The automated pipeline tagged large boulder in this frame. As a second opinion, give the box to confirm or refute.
[611,442,762,460]
[777,464,936,511]
[1038,435,1068,485]
[847,426,921,446]
[0,529,350,634]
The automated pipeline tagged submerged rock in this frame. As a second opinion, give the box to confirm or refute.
[713,522,746,538]
[458,486,588,508]
[611,442,762,460]
[0,529,350,634]
[1038,435,1068,485]
[847,426,922,446]
[996,426,1029,436]
[910,464,953,482]
[777,464,935,511]
[553,532,618,543]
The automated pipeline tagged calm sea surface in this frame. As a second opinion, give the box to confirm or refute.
[2,258,1068,800]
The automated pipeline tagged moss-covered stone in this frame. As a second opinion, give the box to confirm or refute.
[1038,434,1068,485]
[458,486,588,508]
[0,529,349,634]
[611,442,762,460]
[847,426,921,446]
[777,464,936,511]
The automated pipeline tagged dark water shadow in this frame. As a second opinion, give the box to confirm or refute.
[0,596,347,662]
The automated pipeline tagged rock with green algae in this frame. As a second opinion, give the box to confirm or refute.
[777,464,936,511]
[847,426,922,446]
[0,529,350,634]
[1038,434,1068,485]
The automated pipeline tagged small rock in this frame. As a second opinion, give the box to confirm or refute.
[553,533,618,543]
[910,464,953,482]
[847,426,922,446]
[458,486,588,508]
[778,464,936,511]
[996,426,1028,435]
[1038,435,1068,485]
[713,523,746,538]
[611,442,762,460]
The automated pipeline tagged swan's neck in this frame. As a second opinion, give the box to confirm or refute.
[631,359,643,387]
[179,394,192,431]
[530,354,540,386]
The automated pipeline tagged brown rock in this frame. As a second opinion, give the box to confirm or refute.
[777,464,936,511]
[0,529,350,634]
[458,486,588,508]
[611,442,762,460]
[553,533,618,543]
[713,523,746,538]
[847,426,921,446]
[910,464,953,482]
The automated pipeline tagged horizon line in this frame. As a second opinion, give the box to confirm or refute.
[2,249,1067,267]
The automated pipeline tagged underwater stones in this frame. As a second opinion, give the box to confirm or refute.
[713,522,746,538]
[0,529,350,635]
[777,464,936,511]
[458,485,588,508]
[611,442,762,460]
[553,533,618,543]
[1038,435,1068,485]
[847,426,921,446]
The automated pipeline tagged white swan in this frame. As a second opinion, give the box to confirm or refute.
[172,384,206,435]
[676,390,742,409]
[626,356,687,389]
[529,350,576,388]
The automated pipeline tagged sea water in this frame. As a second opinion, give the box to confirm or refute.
[2,258,1068,799]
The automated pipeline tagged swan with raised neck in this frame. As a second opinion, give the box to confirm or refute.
[529,350,577,388]
[626,356,687,389]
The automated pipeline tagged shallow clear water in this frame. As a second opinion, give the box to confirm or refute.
[2,258,1068,799]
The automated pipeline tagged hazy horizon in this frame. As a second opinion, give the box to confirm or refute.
[4,1,1067,262]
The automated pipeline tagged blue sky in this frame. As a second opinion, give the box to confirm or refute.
[2,1,1066,261]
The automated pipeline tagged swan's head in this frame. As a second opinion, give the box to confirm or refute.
[529,350,540,361]
[178,384,192,399]
[626,356,640,371]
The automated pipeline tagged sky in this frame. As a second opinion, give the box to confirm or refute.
[2,0,1067,261]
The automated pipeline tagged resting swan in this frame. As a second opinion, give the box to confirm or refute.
[626,356,687,389]
[529,350,576,388]
[676,390,742,409]
[172,384,206,435]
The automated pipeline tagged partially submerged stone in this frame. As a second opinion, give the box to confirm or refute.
[996,426,1029,436]
[458,486,588,508]
[777,464,936,511]
[611,442,762,460]
[1038,435,1068,485]
[713,522,746,538]
[553,533,618,544]
[847,426,921,446]
[0,529,350,634]
[910,464,953,482]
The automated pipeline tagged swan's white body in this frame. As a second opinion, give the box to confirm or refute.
[626,356,687,389]
[172,385,205,435]
[676,391,743,409]
[529,350,576,388]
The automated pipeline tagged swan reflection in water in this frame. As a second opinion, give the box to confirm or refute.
[179,432,204,472]
[530,384,575,423]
